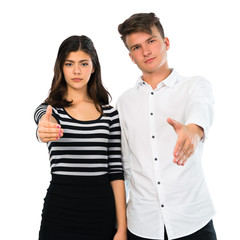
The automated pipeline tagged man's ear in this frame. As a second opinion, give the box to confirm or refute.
[164,37,170,51]
[129,52,136,64]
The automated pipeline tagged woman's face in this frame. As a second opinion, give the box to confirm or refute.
[63,50,94,93]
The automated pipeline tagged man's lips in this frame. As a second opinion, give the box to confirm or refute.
[145,57,155,63]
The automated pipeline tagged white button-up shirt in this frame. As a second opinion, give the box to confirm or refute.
[116,69,215,239]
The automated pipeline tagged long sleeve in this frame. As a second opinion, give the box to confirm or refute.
[34,103,48,125]
[107,109,124,181]
[34,103,60,125]
[116,100,132,182]
[185,77,214,139]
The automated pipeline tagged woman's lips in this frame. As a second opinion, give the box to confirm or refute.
[72,78,83,82]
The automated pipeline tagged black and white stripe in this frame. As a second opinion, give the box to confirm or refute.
[34,103,124,181]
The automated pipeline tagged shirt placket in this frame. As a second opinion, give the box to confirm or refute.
[149,89,166,215]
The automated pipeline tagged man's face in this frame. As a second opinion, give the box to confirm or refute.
[126,26,170,75]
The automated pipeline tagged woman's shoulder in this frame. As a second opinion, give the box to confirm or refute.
[34,103,63,121]
[101,105,119,117]
[36,103,62,114]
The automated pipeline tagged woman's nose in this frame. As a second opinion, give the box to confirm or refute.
[74,65,81,74]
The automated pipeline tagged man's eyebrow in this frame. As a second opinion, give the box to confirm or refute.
[129,35,158,50]
[129,44,140,51]
[146,35,158,41]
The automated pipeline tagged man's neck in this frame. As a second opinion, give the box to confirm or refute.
[142,67,172,90]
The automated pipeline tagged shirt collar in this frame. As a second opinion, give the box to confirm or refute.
[136,69,178,88]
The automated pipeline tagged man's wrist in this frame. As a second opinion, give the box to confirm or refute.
[187,123,204,140]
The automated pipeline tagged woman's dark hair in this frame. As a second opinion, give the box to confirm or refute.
[118,12,165,49]
[45,35,111,112]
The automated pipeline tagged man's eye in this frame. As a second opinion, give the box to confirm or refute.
[133,46,140,51]
[148,40,155,44]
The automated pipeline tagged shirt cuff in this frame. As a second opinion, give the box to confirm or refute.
[185,120,208,143]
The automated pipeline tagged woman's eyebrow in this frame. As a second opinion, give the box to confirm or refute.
[64,59,90,63]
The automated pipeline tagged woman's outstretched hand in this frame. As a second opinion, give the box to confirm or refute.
[37,105,64,143]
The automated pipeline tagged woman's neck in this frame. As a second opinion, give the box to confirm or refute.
[66,87,92,106]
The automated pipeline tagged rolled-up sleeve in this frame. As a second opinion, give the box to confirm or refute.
[185,77,214,140]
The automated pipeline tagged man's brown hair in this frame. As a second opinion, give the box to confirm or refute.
[118,12,165,49]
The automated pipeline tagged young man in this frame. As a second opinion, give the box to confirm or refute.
[116,13,217,240]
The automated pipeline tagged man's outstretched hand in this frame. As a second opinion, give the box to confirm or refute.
[167,118,203,166]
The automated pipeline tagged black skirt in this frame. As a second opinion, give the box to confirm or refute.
[39,174,116,240]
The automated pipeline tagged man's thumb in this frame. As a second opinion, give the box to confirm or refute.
[45,105,52,122]
[167,118,182,133]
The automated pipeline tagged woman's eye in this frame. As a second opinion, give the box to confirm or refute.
[82,63,89,66]
[65,63,72,67]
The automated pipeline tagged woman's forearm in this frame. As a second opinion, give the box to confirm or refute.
[111,180,127,232]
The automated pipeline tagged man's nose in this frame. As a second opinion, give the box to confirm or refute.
[142,45,152,57]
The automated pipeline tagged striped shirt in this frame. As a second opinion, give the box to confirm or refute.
[34,103,124,181]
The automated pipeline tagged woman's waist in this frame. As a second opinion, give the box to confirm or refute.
[50,172,110,186]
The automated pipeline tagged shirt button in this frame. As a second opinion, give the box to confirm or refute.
[154,158,158,161]
[157,181,161,185]
[151,92,154,95]
[161,204,164,208]
[150,112,153,116]
[152,136,155,139]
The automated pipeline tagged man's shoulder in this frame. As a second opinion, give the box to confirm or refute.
[117,86,138,103]
[178,74,211,88]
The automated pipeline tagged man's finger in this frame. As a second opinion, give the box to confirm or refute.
[167,118,183,134]
[174,144,191,165]
[179,150,194,166]
[173,134,186,158]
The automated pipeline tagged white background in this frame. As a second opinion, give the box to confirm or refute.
[0,0,239,239]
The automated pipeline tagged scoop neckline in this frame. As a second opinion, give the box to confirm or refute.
[62,106,103,123]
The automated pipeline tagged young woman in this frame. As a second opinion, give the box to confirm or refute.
[34,35,127,240]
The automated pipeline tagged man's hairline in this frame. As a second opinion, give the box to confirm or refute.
[125,28,165,51]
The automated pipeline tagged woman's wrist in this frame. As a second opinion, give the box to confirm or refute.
[116,224,127,233]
